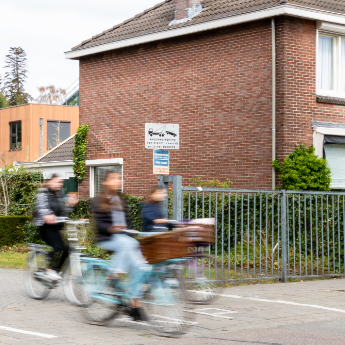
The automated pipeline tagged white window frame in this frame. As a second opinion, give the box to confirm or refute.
[313,127,345,189]
[86,158,123,197]
[316,22,345,98]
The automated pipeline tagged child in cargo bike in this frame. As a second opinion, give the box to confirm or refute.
[92,171,148,321]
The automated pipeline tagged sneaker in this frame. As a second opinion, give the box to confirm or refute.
[129,307,149,322]
[34,271,48,281]
[45,270,62,281]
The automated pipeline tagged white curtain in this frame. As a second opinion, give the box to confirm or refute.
[325,144,345,188]
[341,39,345,92]
[318,36,333,90]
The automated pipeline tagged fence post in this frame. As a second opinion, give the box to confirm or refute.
[172,175,182,221]
[281,189,288,282]
[158,175,169,218]
[158,175,182,220]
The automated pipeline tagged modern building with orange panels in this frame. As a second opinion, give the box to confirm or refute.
[0,103,79,165]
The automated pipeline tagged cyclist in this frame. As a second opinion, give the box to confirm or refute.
[142,186,169,232]
[33,174,78,281]
[93,171,148,321]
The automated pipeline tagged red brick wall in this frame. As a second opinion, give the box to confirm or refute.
[79,20,275,197]
[275,16,345,165]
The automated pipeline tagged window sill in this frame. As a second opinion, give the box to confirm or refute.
[316,95,345,106]
[9,148,22,151]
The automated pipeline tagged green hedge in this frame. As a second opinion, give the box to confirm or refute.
[71,195,144,231]
[0,216,32,246]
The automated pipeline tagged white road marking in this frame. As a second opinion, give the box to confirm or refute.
[220,293,345,313]
[0,325,57,339]
[192,291,345,314]
[186,308,237,319]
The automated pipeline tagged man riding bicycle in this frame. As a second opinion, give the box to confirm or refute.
[33,174,78,282]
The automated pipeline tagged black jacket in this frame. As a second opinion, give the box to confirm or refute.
[33,187,74,229]
[92,194,129,242]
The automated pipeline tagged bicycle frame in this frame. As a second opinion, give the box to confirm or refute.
[80,256,187,306]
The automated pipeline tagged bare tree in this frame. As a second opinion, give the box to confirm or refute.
[0,150,18,216]
[36,85,67,105]
[47,121,64,149]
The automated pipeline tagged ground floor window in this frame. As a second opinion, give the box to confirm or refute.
[324,144,345,189]
[93,165,122,196]
[313,126,345,190]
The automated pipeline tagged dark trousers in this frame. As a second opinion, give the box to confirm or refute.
[40,225,69,271]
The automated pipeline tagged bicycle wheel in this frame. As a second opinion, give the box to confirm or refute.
[63,259,89,306]
[181,253,222,304]
[144,274,196,336]
[80,267,120,325]
[24,251,51,300]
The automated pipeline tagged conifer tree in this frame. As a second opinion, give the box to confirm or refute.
[3,47,32,106]
[0,75,9,109]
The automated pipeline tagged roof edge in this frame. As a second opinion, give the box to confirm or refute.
[65,3,345,60]
[35,134,76,163]
[0,103,78,111]
[21,160,74,168]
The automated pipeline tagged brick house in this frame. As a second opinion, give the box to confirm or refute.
[65,0,345,198]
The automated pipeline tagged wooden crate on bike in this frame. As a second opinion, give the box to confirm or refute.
[139,230,189,264]
[182,222,216,246]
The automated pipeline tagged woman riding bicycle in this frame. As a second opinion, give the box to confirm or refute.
[93,171,148,321]
[142,186,169,232]
[33,174,78,281]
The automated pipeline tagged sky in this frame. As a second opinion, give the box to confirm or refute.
[0,0,161,100]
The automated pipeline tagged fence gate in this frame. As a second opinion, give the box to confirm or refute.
[167,176,345,283]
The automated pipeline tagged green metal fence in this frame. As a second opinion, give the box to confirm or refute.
[180,187,345,283]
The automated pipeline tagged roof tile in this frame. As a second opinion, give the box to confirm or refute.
[36,136,75,163]
[72,0,345,51]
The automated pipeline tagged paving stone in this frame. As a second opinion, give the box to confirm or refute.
[1,268,345,344]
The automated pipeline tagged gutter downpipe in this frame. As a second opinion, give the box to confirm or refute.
[272,17,276,190]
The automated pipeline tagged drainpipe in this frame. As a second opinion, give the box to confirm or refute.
[39,117,44,157]
[272,18,276,190]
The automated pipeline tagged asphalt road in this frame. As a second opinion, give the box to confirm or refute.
[1,268,345,344]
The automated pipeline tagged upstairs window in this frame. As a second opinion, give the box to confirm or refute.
[47,121,71,149]
[10,121,22,150]
[317,34,345,97]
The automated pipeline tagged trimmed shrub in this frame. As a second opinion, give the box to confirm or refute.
[1,168,43,216]
[0,216,32,246]
[71,198,93,219]
[273,144,331,191]
[124,194,144,231]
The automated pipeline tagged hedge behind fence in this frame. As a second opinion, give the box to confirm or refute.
[0,216,32,246]
[183,192,345,271]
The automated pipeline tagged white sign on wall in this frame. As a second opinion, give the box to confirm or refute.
[145,123,179,150]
